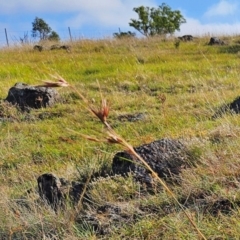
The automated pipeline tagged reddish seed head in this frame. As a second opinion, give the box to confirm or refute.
[90,99,110,123]
[40,79,69,87]
[35,75,69,88]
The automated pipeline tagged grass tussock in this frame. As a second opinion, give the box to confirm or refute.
[1,35,240,239]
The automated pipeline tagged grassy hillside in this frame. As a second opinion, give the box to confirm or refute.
[1,36,240,239]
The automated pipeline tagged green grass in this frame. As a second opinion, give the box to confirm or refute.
[1,36,240,239]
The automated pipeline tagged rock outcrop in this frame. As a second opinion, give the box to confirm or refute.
[5,83,60,111]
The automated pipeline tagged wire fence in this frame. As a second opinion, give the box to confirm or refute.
[0,27,120,47]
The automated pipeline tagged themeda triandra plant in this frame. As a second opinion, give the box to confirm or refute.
[44,76,207,240]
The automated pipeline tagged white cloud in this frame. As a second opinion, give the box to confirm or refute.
[177,17,240,36]
[3,0,240,39]
[204,0,238,17]
[0,0,157,14]
[0,0,158,31]
[65,2,135,29]
[60,0,158,30]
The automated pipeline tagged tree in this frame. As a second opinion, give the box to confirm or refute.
[113,28,136,39]
[48,31,60,41]
[113,31,136,39]
[32,17,60,41]
[32,17,51,40]
[129,3,186,37]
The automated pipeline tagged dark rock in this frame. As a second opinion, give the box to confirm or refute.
[37,173,64,211]
[207,198,234,216]
[50,44,61,50]
[229,96,240,113]
[178,35,193,41]
[112,138,190,187]
[37,173,85,210]
[36,139,191,210]
[60,45,71,52]
[77,203,143,236]
[33,45,43,51]
[69,181,85,203]
[117,112,146,122]
[212,96,240,119]
[5,83,60,111]
[208,37,225,45]
[50,44,71,52]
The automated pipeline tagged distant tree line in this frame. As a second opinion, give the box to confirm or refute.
[29,2,186,42]
[114,2,186,38]
[32,17,60,41]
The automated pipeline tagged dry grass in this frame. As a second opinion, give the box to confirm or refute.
[1,35,240,239]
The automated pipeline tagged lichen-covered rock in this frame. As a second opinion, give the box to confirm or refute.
[37,173,84,211]
[5,83,60,111]
[212,96,240,119]
[77,203,143,235]
[117,112,146,122]
[208,37,225,45]
[36,139,192,210]
[178,35,193,41]
[112,138,190,187]
[229,96,240,113]
[33,45,43,51]
[50,44,71,52]
[37,173,64,211]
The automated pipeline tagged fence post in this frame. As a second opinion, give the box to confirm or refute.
[5,28,9,47]
[68,27,72,42]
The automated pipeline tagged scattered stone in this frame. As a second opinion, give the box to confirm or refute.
[50,44,71,52]
[178,35,193,41]
[37,173,64,211]
[207,198,234,216]
[112,138,191,188]
[33,45,43,51]
[35,150,237,237]
[228,96,240,113]
[50,44,61,50]
[0,101,20,122]
[37,173,84,211]
[117,112,146,122]
[208,37,225,45]
[212,96,240,119]
[60,45,71,52]
[36,139,191,210]
[5,83,60,111]
[77,203,143,235]
[33,44,71,52]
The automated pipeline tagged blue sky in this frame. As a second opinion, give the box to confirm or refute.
[0,0,240,45]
